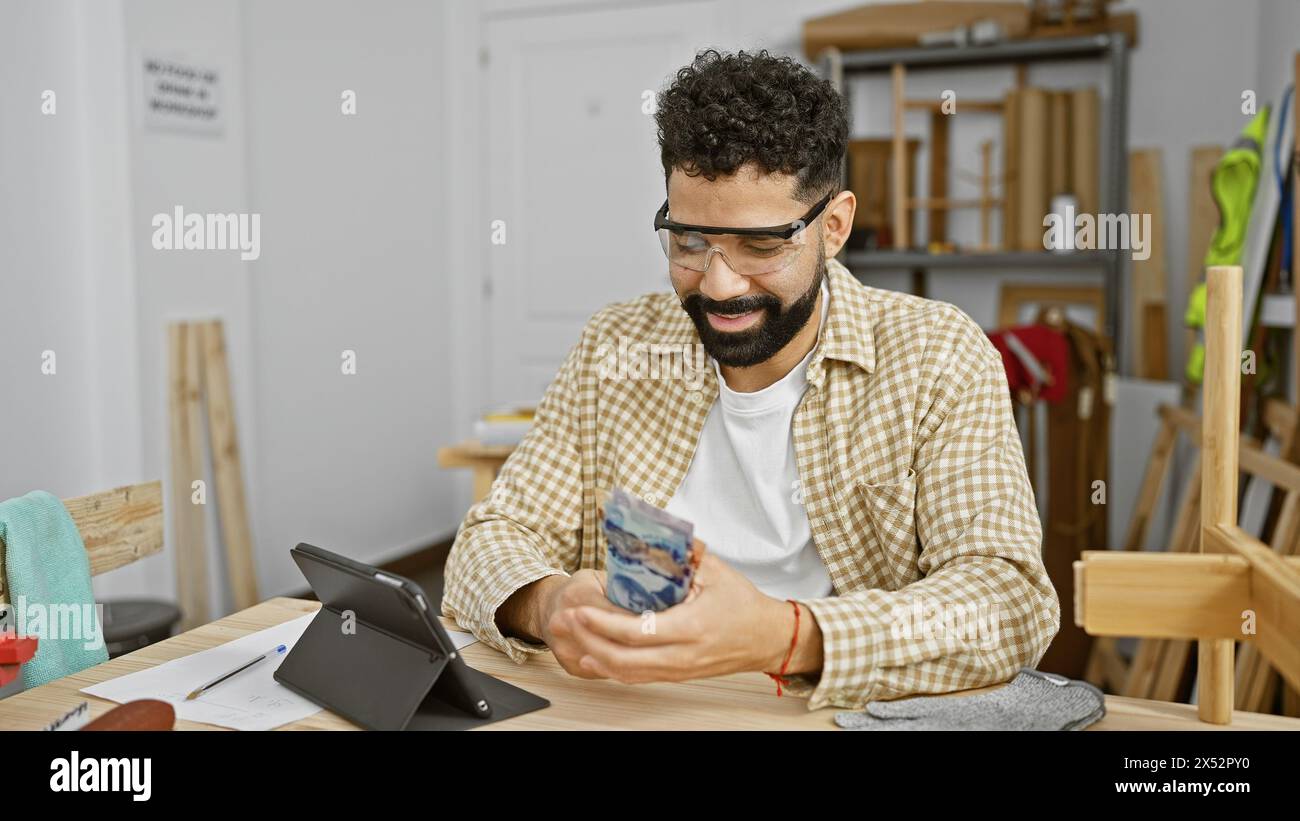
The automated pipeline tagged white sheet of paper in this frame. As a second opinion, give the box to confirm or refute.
[445,627,477,650]
[82,613,481,730]
[83,614,322,731]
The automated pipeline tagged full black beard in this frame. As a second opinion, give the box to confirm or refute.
[681,249,826,368]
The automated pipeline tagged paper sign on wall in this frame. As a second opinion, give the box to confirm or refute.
[141,53,223,135]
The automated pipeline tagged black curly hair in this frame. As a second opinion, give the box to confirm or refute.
[655,48,848,206]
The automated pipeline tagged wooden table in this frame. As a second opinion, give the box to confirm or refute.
[3,597,1298,730]
[437,442,515,502]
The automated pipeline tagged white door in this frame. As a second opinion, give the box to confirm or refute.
[483,1,720,406]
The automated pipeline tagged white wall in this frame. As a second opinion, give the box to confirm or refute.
[240,0,452,594]
[0,1,90,487]
[2,0,453,621]
[0,0,130,503]
[112,0,259,615]
[1256,0,1300,112]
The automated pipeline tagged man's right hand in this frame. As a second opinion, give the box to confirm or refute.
[540,570,628,677]
[497,570,620,678]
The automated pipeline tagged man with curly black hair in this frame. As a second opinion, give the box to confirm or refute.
[653,48,848,375]
[444,49,1059,710]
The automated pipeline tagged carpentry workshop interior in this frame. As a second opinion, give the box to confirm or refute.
[807,0,1300,726]
[4,0,1300,759]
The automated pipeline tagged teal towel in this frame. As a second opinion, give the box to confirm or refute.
[0,490,108,688]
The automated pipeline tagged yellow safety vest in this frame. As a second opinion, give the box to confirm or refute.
[1185,106,1270,383]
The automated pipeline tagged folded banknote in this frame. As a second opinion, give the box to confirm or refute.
[602,488,703,612]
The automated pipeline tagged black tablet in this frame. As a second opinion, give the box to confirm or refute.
[274,542,549,730]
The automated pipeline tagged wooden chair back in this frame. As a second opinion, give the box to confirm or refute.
[0,481,163,604]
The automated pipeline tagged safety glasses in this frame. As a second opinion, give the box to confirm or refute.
[653,191,832,276]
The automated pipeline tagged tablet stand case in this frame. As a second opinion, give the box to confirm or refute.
[274,548,549,730]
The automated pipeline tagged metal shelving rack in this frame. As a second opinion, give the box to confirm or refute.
[819,33,1130,366]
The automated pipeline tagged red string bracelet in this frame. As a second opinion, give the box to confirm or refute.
[766,599,800,696]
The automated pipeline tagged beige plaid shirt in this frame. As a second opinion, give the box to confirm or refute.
[442,257,1060,710]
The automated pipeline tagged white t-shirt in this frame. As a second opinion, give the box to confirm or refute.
[664,285,834,600]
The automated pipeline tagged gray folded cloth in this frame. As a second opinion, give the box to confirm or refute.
[835,669,1106,731]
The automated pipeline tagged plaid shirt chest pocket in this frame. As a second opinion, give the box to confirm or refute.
[830,467,921,593]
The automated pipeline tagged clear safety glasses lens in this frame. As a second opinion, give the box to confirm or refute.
[657,228,809,276]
